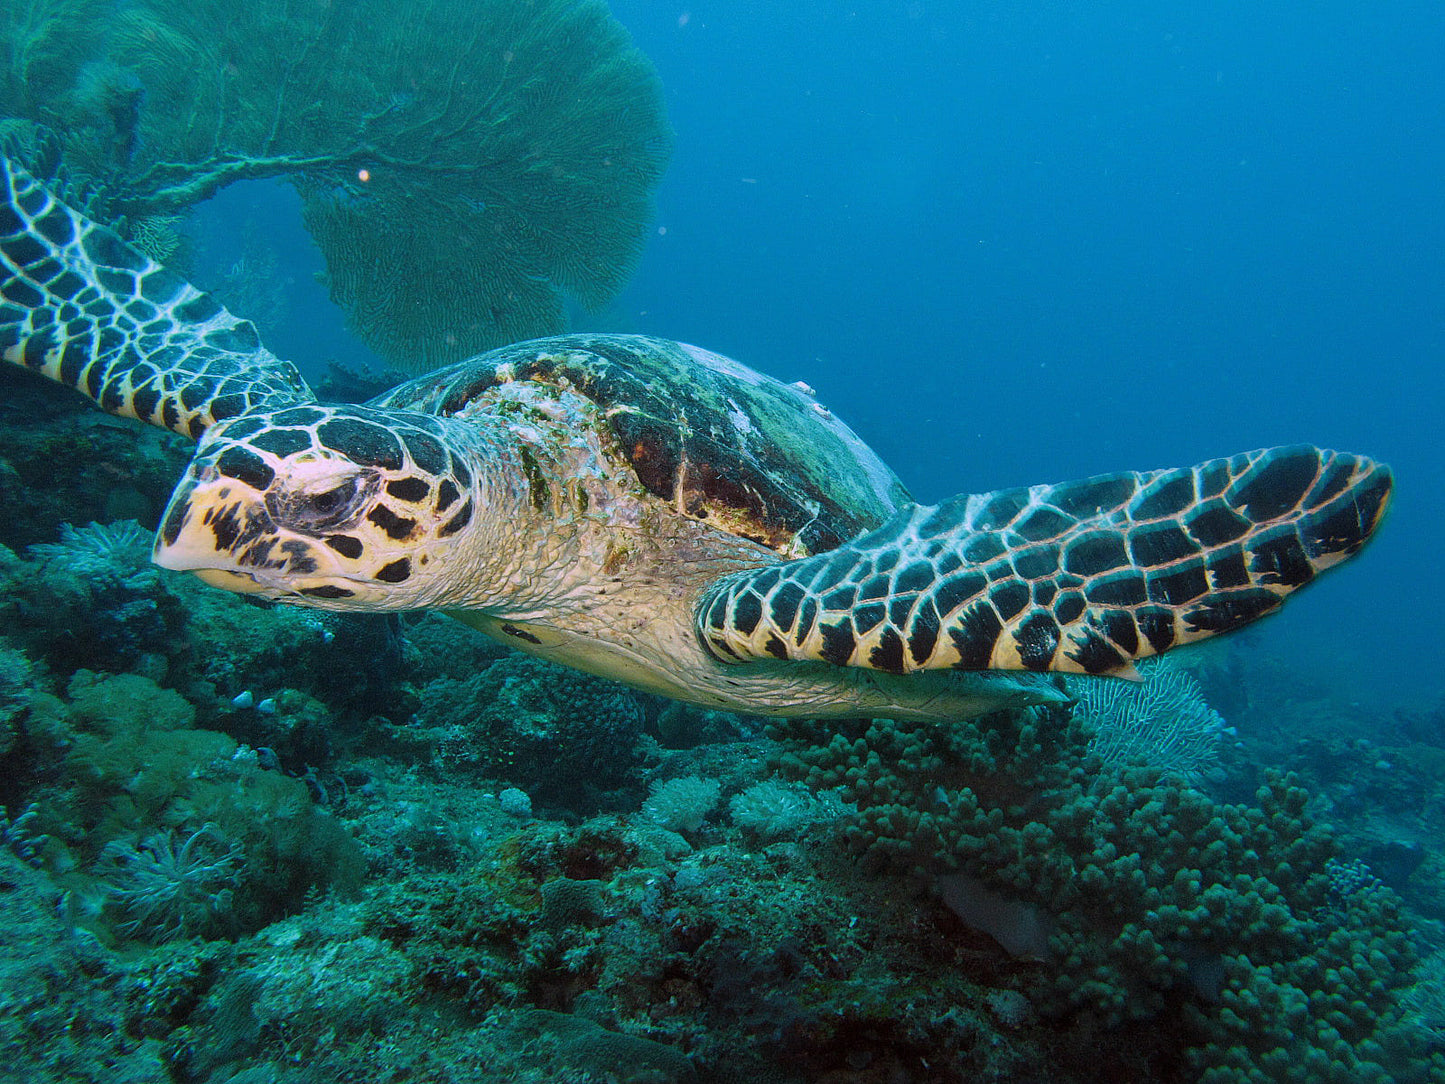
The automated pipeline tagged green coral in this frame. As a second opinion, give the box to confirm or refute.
[413,653,646,812]
[770,707,1443,1082]
[98,823,245,942]
[12,670,362,942]
[0,0,670,370]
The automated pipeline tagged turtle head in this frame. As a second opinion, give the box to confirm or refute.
[153,404,480,610]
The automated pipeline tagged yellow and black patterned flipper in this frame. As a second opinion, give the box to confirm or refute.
[697,446,1392,676]
[0,156,314,440]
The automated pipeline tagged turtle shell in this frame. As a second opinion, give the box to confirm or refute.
[371,334,910,554]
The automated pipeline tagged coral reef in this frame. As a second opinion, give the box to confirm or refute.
[768,706,1438,1081]
[643,776,723,834]
[99,823,244,942]
[0,849,180,1081]
[7,519,179,678]
[127,213,183,263]
[728,778,849,842]
[0,365,193,548]
[0,417,1439,1081]
[410,653,648,814]
[5,669,365,942]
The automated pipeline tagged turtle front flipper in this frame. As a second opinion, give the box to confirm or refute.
[0,156,314,440]
[697,445,1392,677]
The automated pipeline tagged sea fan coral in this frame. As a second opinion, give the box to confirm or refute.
[0,0,671,370]
[1071,663,1228,783]
[127,213,181,262]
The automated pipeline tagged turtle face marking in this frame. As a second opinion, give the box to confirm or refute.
[154,405,472,609]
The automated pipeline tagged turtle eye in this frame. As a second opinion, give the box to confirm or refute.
[268,472,376,532]
[306,481,356,517]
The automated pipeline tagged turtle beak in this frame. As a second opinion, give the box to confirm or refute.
[153,474,253,568]
[186,567,275,595]
[152,498,282,595]
[151,474,290,592]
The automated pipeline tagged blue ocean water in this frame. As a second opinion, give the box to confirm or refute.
[192,3,1442,702]
[600,2,1444,703]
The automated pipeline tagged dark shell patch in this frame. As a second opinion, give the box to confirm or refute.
[370,335,910,557]
[216,446,275,491]
[367,504,416,541]
[324,534,364,559]
[375,558,411,583]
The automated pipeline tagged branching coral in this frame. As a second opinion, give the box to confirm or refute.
[126,213,182,263]
[770,708,1436,1081]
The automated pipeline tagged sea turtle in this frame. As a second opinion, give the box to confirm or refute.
[0,158,1392,721]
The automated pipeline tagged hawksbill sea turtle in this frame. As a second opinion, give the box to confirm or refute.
[0,158,1392,721]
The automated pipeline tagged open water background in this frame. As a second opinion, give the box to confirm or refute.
[195,1,1445,704]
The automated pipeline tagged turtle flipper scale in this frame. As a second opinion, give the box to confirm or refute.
[0,156,313,441]
[697,446,1392,676]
